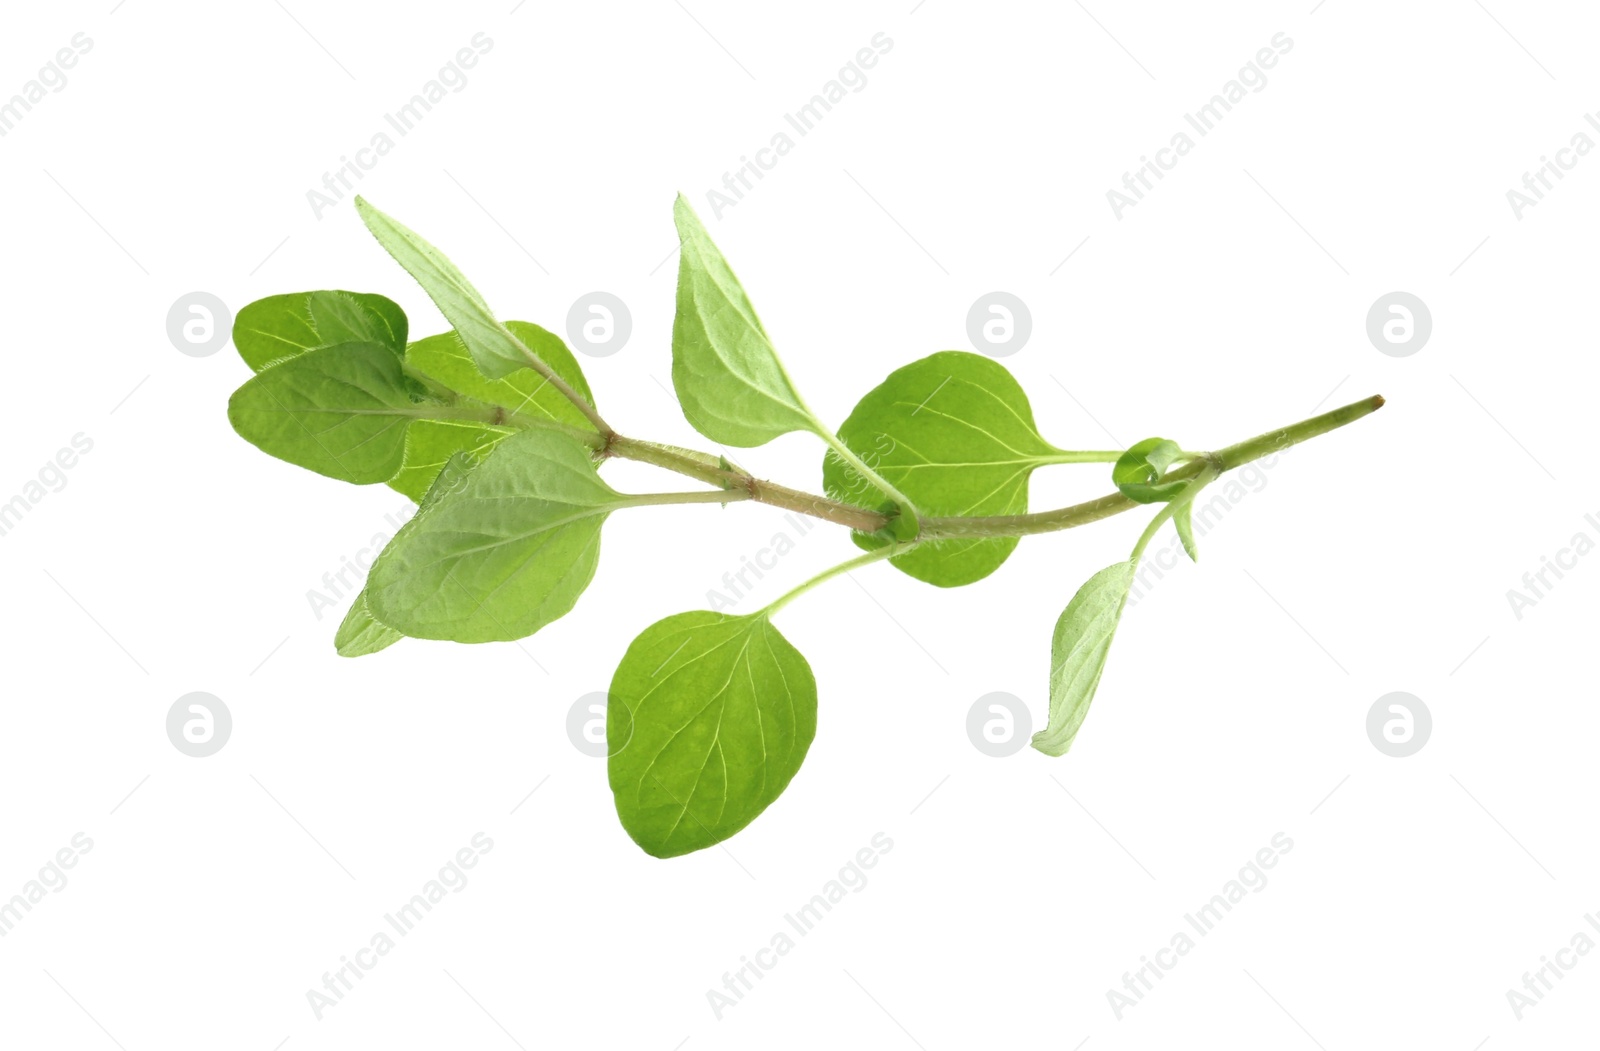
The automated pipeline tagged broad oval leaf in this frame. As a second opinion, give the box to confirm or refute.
[365,430,623,642]
[227,341,422,484]
[405,321,597,432]
[607,610,817,857]
[356,196,543,381]
[670,195,815,447]
[822,351,1061,587]
[1031,561,1136,756]
[335,591,402,657]
[233,290,408,372]
[1113,437,1189,503]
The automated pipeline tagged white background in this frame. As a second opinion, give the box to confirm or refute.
[1,1,1594,1047]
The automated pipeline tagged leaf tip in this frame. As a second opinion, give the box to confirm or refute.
[672,193,704,236]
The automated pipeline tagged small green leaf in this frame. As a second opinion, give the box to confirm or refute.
[227,342,422,484]
[335,591,402,657]
[365,430,623,643]
[355,196,539,380]
[1113,438,1189,503]
[670,195,815,446]
[1031,561,1137,756]
[387,420,514,502]
[404,321,597,432]
[822,351,1062,587]
[607,610,817,857]
[1173,503,1199,562]
[233,291,407,372]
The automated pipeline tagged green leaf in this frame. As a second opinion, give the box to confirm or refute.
[1173,503,1199,562]
[822,351,1062,587]
[355,196,539,381]
[670,194,815,446]
[1114,437,1189,503]
[405,321,597,432]
[387,419,514,502]
[365,430,623,642]
[335,591,402,657]
[228,342,424,484]
[233,290,408,372]
[607,610,817,857]
[1031,561,1137,756]
[378,321,597,501]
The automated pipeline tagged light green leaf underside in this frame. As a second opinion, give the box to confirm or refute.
[335,591,402,657]
[365,430,621,643]
[670,195,814,447]
[1173,504,1199,562]
[1031,560,1137,756]
[607,610,817,858]
[233,290,408,372]
[823,350,1061,587]
[227,341,421,484]
[404,321,596,432]
[355,196,536,380]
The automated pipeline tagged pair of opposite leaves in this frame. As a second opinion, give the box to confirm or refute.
[227,199,1104,856]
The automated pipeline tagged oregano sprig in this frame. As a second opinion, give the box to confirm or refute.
[227,196,1386,858]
